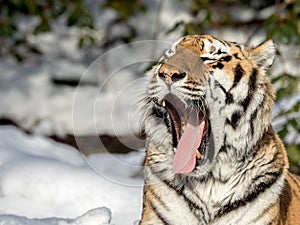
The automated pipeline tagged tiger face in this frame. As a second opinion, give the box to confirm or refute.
[141,34,276,180]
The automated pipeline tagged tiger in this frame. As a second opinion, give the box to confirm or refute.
[138,34,300,225]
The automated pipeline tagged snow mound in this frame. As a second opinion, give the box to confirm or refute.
[0,207,111,225]
[68,207,111,225]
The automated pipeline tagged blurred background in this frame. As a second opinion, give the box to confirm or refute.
[0,0,299,224]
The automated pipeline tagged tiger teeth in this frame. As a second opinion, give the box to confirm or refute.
[162,100,166,107]
[182,122,186,132]
[173,147,177,153]
[196,150,201,160]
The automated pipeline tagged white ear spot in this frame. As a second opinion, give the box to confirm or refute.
[165,48,175,58]
[165,40,180,58]
[250,40,276,70]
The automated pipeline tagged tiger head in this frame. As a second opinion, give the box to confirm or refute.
[140,34,276,180]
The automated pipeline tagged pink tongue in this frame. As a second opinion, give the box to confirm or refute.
[172,111,205,174]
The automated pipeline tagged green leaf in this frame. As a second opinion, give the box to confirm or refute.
[33,20,51,34]
[287,145,300,164]
[278,126,288,140]
[78,37,85,49]
[166,21,184,34]
[14,52,24,62]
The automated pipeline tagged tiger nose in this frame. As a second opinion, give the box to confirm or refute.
[158,69,186,85]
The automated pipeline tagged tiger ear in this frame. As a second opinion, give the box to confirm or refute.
[249,40,276,70]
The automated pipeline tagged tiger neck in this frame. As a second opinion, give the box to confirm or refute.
[211,125,288,182]
[206,75,278,181]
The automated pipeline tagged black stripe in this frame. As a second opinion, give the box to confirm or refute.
[148,85,159,90]
[149,200,169,225]
[214,80,234,104]
[187,182,211,216]
[218,145,227,153]
[218,39,228,47]
[150,107,168,124]
[181,194,208,224]
[233,53,242,60]
[182,86,202,92]
[248,91,266,139]
[240,93,251,112]
[185,93,202,98]
[225,92,234,104]
[226,111,242,129]
[231,64,244,89]
[212,62,224,69]
[139,97,151,106]
[252,171,282,184]
[240,68,257,111]
[177,93,202,99]
[249,68,257,91]
[214,80,225,92]
[291,188,300,200]
[235,44,242,51]
[250,108,258,136]
[219,135,228,153]
[258,150,281,168]
[220,55,232,62]
[148,166,179,191]
[278,181,292,223]
[292,173,300,182]
[176,89,201,99]
[288,173,300,193]
[267,151,282,166]
[213,49,227,55]
[216,171,282,218]
[200,41,204,51]
[149,188,168,209]
[182,185,210,224]
[145,171,185,225]
[200,57,216,62]
[185,81,199,85]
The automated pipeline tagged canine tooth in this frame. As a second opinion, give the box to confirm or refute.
[182,123,186,132]
[173,147,177,153]
[162,100,165,107]
[196,150,201,160]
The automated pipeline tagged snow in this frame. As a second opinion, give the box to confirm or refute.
[0,207,111,225]
[0,126,144,225]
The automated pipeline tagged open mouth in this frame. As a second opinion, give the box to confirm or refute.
[160,94,210,174]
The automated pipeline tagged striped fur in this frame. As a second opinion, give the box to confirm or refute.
[139,35,300,225]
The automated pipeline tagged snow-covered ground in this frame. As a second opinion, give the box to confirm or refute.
[0,126,144,225]
[0,207,111,225]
